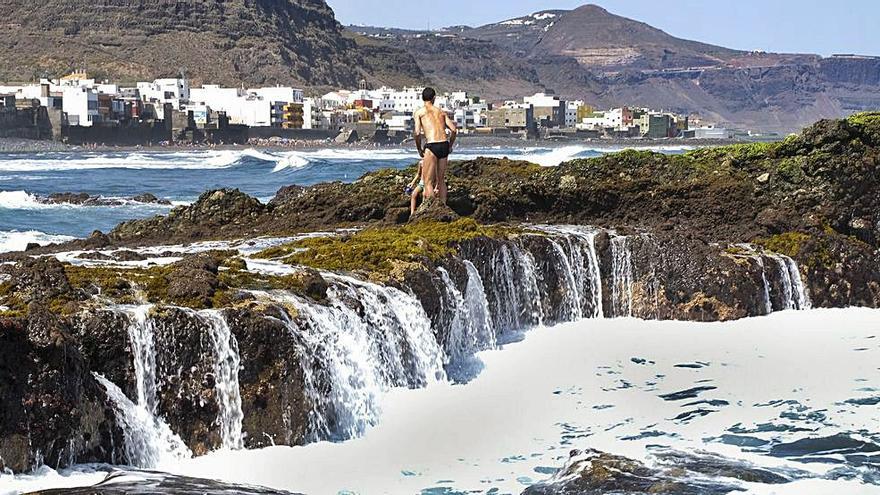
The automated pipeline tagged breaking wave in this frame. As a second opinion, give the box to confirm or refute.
[0,230,76,253]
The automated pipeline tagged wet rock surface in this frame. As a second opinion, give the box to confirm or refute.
[24,469,301,495]
[41,192,171,206]
[1,115,879,480]
[522,448,751,495]
[0,311,123,473]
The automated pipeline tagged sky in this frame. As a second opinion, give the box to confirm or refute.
[326,0,879,56]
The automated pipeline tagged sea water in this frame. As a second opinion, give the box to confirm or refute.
[6,308,878,494]
[0,145,690,249]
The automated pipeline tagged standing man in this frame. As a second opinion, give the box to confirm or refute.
[414,87,457,203]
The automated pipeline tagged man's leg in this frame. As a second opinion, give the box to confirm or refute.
[437,157,449,203]
[422,151,437,199]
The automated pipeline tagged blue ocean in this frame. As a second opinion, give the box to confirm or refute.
[0,145,692,251]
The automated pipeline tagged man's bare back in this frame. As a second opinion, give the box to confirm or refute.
[414,87,457,204]
[415,105,451,144]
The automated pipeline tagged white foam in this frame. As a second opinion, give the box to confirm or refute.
[0,465,109,495]
[0,145,693,173]
[0,190,46,209]
[0,149,288,172]
[0,230,75,253]
[159,309,880,494]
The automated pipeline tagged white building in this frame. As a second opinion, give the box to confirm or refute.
[60,86,99,126]
[368,87,396,112]
[453,108,474,129]
[565,100,583,129]
[579,108,626,130]
[385,113,414,132]
[320,91,349,110]
[390,87,424,114]
[249,86,304,105]
[138,78,190,118]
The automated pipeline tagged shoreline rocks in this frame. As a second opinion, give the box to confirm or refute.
[0,115,879,476]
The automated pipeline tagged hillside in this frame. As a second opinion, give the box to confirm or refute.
[0,0,422,87]
[1,0,877,132]
[349,4,880,132]
[469,5,743,70]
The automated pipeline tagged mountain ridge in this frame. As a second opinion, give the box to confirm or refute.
[347,3,880,132]
[0,0,877,132]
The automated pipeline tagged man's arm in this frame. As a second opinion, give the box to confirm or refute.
[414,111,425,157]
[445,113,458,149]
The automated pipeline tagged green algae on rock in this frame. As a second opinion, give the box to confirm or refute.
[259,218,520,276]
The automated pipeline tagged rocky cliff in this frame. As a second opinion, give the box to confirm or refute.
[0,116,878,491]
[0,0,422,87]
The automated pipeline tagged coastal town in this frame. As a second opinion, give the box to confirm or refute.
[0,72,746,147]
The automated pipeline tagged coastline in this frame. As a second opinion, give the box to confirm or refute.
[0,135,755,154]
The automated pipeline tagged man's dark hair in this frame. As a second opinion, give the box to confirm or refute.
[422,87,436,102]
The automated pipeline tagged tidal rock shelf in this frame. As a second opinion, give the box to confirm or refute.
[1,222,816,475]
[1,115,879,491]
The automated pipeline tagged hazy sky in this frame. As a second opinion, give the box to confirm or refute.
[326,0,878,56]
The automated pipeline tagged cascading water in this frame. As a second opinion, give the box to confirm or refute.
[259,275,446,442]
[732,244,810,313]
[782,255,811,310]
[436,263,495,364]
[755,257,773,315]
[95,374,191,467]
[95,305,193,467]
[548,238,584,321]
[462,260,495,348]
[765,253,811,311]
[770,255,796,310]
[482,243,544,332]
[201,310,244,450]
[126,305,159,414]
[611,235,634,318]
[542,227,604,319]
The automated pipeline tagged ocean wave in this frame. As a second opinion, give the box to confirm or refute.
[0,191,177,210]
[0,190,47,209]
[0,149,300,172]
[0,145,695,173]
[0,230,76,253]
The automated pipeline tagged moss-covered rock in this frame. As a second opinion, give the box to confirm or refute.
[259,218,518,277]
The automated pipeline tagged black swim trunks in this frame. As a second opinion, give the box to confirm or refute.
[425,141,451,159]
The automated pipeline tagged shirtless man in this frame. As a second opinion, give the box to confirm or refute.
[414,87,457,203]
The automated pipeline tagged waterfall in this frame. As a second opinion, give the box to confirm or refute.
[557,229,604,318]
[763,254,812,310]
[548,238,583,321]
[125,305,159,414]
[783,256,811,310]
[95,374,191,467]
[437,262,495,363]
[201,310,244,450]
[262,275,446,442]
[463,260,496,348]
[733,244,810,313]
[583,232,604,318]
[484,243,544,332]
[755,257,773,315]
[611,235,633,318]
[770,255,796,310]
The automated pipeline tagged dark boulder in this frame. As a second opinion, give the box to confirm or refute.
[0,310,123,473]
[523,449,748,495]
[166,254,221,308]
[409,197,460,223]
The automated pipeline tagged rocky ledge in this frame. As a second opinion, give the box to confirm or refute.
[40,192,172,207]
[0,115,878,493]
